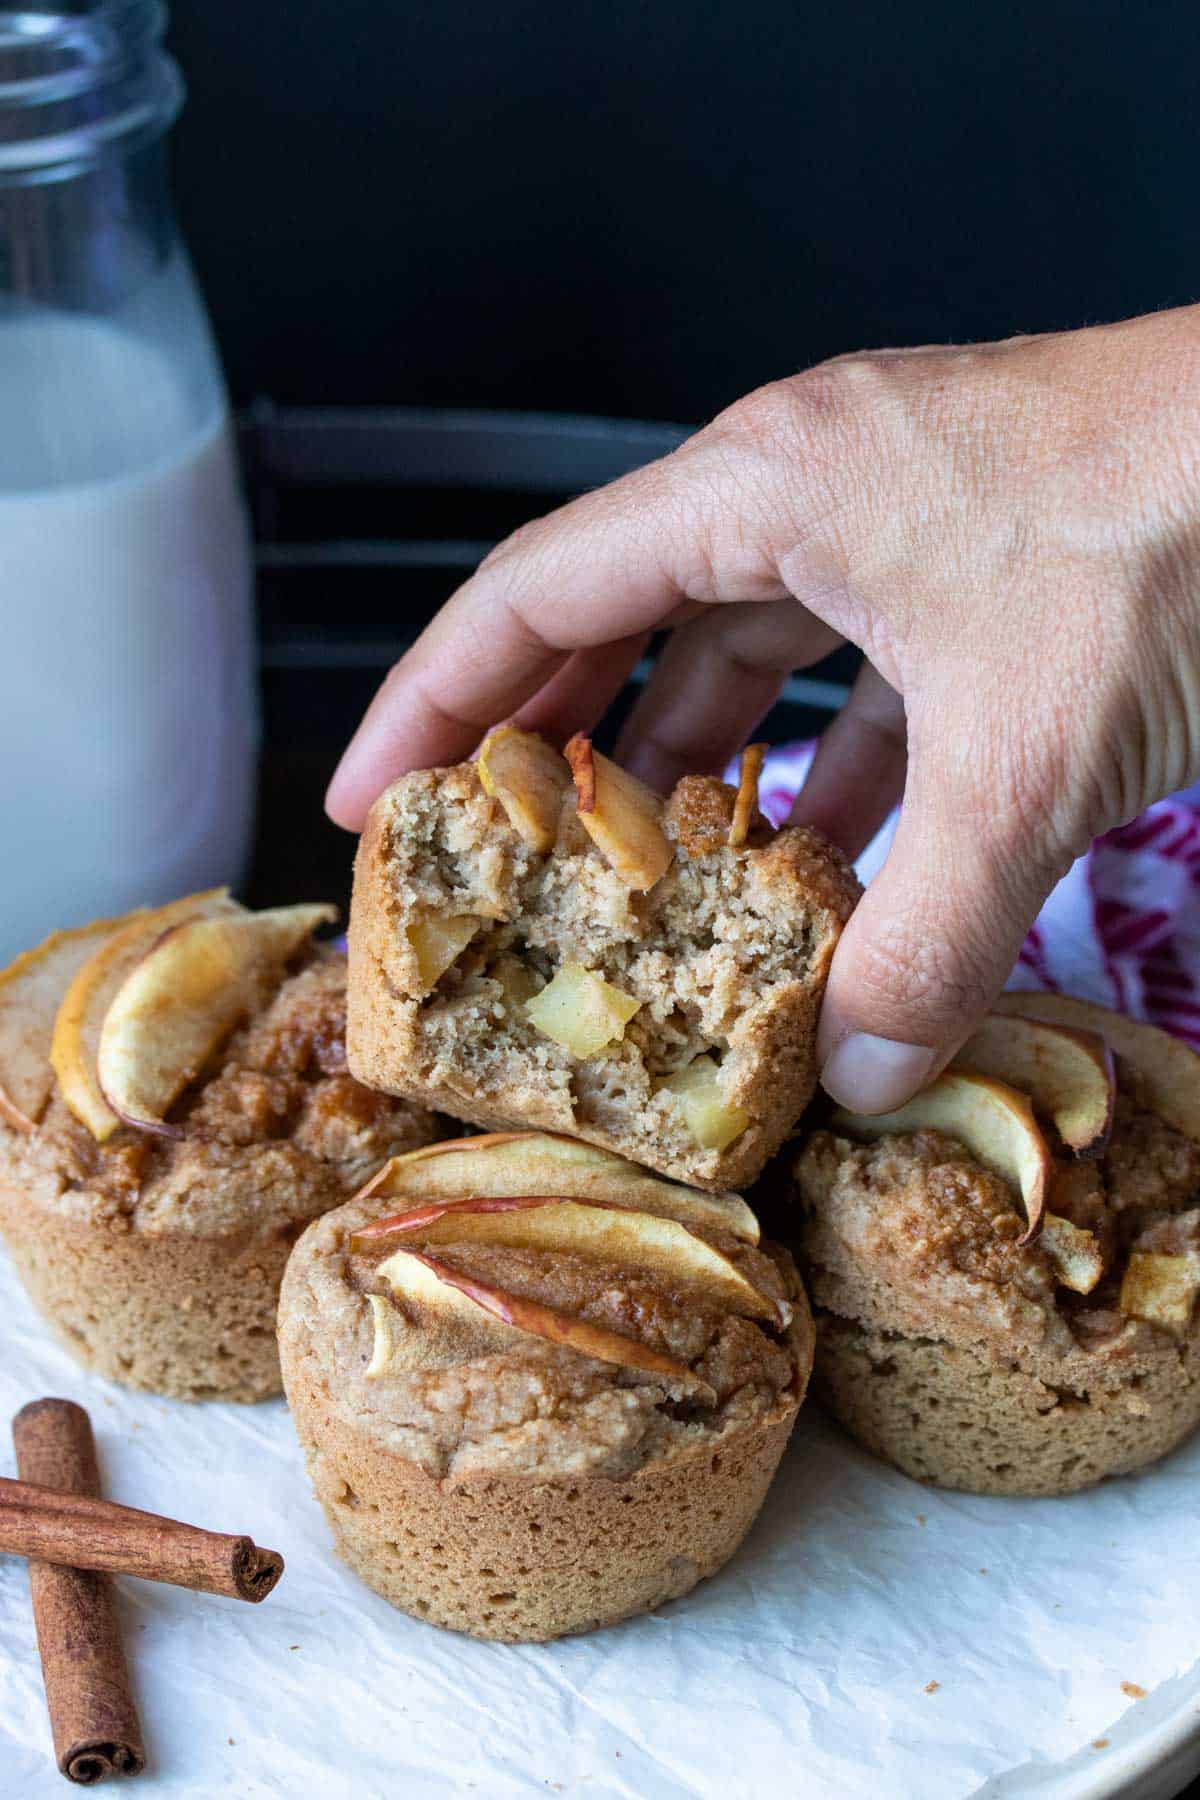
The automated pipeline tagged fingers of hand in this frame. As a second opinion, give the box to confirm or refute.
[816,750,1071,1113]
[327,368,885,827]
[788,661,906,859]
[512,634,652,746]
[615,599,843,793]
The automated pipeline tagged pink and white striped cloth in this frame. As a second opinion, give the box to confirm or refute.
[753,743,1200,1050]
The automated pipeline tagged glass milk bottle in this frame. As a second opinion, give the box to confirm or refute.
[0,2,257,962]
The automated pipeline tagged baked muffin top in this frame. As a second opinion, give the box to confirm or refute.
[0,900,437,1238]
[794,1058,1200,1394]
[279,1132,812,1481]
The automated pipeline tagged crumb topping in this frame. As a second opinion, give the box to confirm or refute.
[0,954,437,1237]
[284,1189,809,1480]
[793,1085,1200,1381]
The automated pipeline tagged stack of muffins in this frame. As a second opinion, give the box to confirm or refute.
[3,730,1199,1643]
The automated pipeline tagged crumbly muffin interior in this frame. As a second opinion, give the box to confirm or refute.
[360,763,855,1176]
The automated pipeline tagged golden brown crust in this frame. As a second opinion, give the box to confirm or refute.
[0,1181,299,1401]
[812,1311,1200,1498]
[277,1142,813,1639]
[0,953,439,1400]
[290,1387,796,1641]
[347,758,860,1191]
[791,1095,1200,1495]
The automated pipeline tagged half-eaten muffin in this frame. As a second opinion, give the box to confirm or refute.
[278,1129,813,1641]
[347,730,859,1192]
[791,995,1200,1496]
[0,891,438,1400]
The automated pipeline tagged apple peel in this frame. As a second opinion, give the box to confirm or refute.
[96,901,336,1135]
[51,889,242,1143]
[0,911,151,1131]
[952,1012,1116,1156]
[833,1070,1052,1244]
[996,992,1200,1145]
[378,1246,711,1391]
[564,732,597,813]
[354,1130,761,1243]
[353,1193,779,1321]
[564,734,673,890]
[728,743,767,849]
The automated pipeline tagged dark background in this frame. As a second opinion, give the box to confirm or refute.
[170,0,1199,421]
[162,0,1200,913]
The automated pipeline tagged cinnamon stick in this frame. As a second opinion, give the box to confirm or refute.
[13,1399,145,1785]
[0,1475,284,1604]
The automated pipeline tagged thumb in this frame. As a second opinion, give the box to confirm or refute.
[814,752,1069,1113]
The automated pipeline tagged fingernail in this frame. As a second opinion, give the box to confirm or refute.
[819,1033,937,1114]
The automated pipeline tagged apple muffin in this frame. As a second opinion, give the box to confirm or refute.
[347,730,859,1193]
[790,997,1200,1496]
[0,892,439,1401]
[278,1129,813,1641]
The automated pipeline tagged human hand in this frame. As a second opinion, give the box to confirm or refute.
[327,305,1200,1113]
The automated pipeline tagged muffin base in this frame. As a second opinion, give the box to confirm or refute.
[0,1184,299,1402]
[286,1378,797,1641]
[814,1310,1200,1497]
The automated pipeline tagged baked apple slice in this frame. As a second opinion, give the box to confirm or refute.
[565,734,673,891]
[376,1246,708,1389]
[832,1071,1052,1243]
[477,726,571,854]
[51,889,242,1143]
[357,1130,760,1242]
[728,743,767,849]
[354,1193,779,1321]
[0,913,146,1132]
[995,992,1200,1144]
[951,1012,1115,1155]
[96,902,335,1135]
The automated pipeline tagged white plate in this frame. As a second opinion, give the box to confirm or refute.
[1,1247,1197,1800]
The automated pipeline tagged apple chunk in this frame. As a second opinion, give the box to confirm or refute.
[406,914,481,991]
[0,913,149,1131]
[50,889,242,1143]
[564,734,673,891]
[1118,1252,1200,1334]
[96,902,335,1134]
[951,1013,1115,1156]
[1041,1213,1105,1294]
[832,1071,1052,1244]
[378,1247,708,1389]
[354,1194,778,1320]
[525,962,641,1058]
[359,1130,760,1243]
[995,992,1200,1144]
[661,1055,750,1151]
[477,727,571,853]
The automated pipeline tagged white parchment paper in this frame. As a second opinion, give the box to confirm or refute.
[1,1249,1197,1800]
